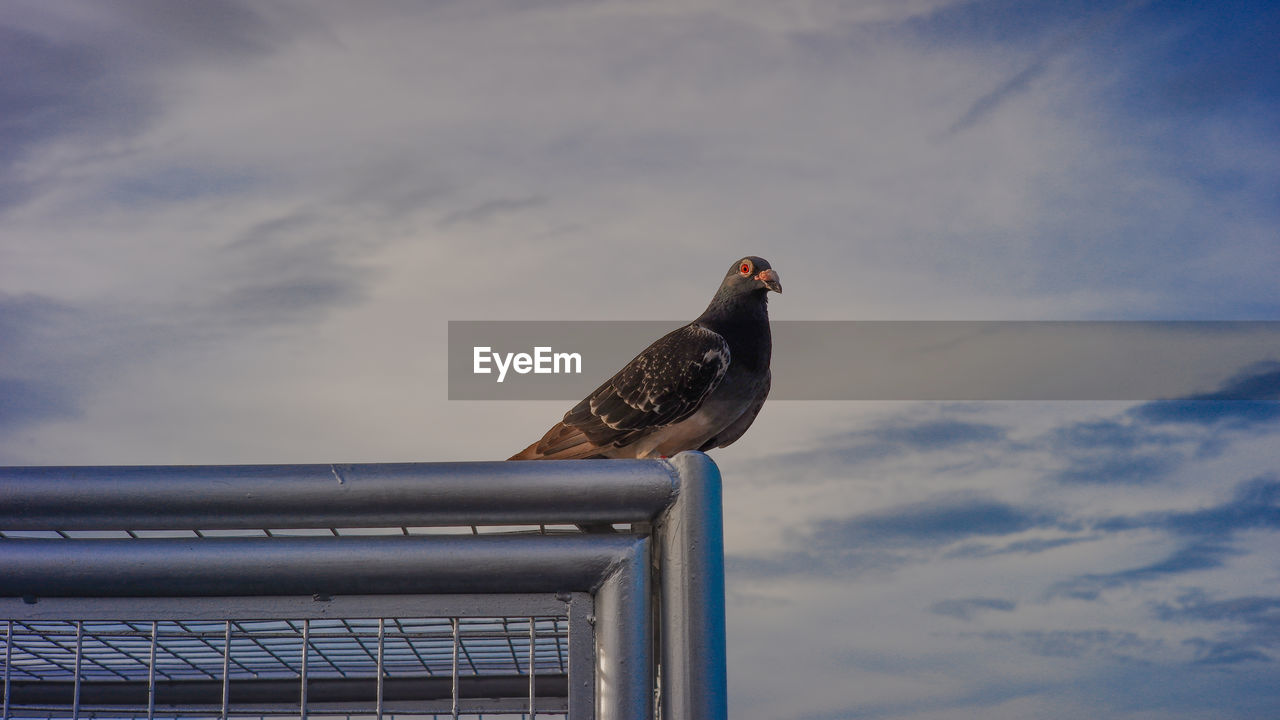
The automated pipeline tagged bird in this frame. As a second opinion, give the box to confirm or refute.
[509,256,781,461]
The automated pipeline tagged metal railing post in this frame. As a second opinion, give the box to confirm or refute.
[658,452,728,720]
[595,537,652,720]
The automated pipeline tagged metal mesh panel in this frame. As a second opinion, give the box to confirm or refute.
[2,616,568,719]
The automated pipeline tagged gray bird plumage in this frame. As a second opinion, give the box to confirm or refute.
[509,256,780,461]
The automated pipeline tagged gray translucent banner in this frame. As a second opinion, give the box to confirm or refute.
[448,321,1280,401]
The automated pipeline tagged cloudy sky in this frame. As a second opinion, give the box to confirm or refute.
[3,0,1279,717]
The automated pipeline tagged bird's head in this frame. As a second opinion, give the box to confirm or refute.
[724,256,782,295]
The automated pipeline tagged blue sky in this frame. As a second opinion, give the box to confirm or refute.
[2,1,1279,717]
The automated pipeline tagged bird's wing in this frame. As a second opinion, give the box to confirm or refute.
[510,323,730,459]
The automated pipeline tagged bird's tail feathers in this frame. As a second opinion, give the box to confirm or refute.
[507,423,603,460]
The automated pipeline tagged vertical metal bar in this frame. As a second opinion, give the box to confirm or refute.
[221,620,232,720]
[147,621,158,720]
[566,594,595,720]
[450,618,460,720]
[658,452,728,720]
[595,537,652,720]
[4,620,12,720]
[555,616,567,675]
[72,621,83,720]
[529,616,537,719]
[300,619,310,720]
[375,619,385,720]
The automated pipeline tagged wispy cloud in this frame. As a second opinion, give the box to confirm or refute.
[1154,589,1280,665]
[1132,361,1280,428]
[0,0,299,212]
[1104,474,1280,538]
[1049,540,1241,601]
[978,628,1166,662]
[1046,363,1280,485]
[729,494,1059,580]
[755,416,1012,479]
[0,292,122,430]
[438,196,548,228]
[930,596,1017,621]
[1041,473,1279,600]
[813,496,1050,547]
[947,0,1157,135]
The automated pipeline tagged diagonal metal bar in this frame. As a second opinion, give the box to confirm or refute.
[174,621,253,679]
[10,621,83,678]
[502,618,522,675]
[80,627,152,682]
[231,620,294,678]
[390,618,434,677]
[456,621,479,676]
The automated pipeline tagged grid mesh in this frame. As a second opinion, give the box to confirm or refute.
[1,617,569,719]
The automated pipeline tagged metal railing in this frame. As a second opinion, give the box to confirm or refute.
[0,452,727,720]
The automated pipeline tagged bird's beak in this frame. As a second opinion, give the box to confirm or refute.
[756,268,782,293]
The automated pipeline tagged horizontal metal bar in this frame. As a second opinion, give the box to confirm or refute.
[0,535,644,598]
[0,460,679,530]
[0,594,580,621]
[5,676,569,707]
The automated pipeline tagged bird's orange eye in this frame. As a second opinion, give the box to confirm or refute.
[740,262,751,275]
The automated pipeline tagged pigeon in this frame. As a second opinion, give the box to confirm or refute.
[509,256,781,461]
